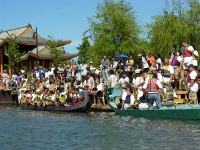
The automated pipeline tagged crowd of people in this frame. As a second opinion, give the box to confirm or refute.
[0,41,199,109]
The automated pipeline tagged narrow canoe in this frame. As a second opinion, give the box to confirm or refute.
[21,94,89,112]
[108,97,200,120]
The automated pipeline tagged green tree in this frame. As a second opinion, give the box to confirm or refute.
[2,32,25,70]
[76,36,91,63]
[147,0,200,59]
[87,0,141,64]
[47,36,64,65]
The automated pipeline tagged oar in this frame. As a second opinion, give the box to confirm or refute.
[173,103,182,110]
[146,102,156,109]
[185,100,196,109]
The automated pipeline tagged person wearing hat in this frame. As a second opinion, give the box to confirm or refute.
[187,64,198,104]
[132,69,144,89]
[142,69,164,109]
[171,50,183,90]
[161,58,174,85]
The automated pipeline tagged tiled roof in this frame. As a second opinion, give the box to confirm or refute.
[16,37,48,45]
[0,25,28,43]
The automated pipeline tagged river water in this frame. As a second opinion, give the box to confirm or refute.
[0,104,200,150]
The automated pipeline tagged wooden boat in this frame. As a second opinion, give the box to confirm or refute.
[106,85,200,119]
[21,91,89,112]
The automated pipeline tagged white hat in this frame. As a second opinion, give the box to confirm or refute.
[90,61,93,64]
[61,92,66,95]
[135,69,140,74]
[3,70,7,72]
[36,89,41,92]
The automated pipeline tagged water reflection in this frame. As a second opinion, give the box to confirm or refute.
[0,106,200,149]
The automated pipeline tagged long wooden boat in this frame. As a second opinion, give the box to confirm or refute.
[108,97,200,120]
[21,92,89,112]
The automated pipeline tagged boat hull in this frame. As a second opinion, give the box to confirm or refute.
[21,95,89,112]
[109,99,200,120]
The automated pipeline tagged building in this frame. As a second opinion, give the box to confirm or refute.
[0,24,78,73]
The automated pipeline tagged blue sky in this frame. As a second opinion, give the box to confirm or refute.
[1,0,170,55]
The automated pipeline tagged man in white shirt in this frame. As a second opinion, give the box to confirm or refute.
[161,58,174,85]
[182,42,194,69]
[118,72,130,89]
[80,61,87,83]
[187,64,198,104]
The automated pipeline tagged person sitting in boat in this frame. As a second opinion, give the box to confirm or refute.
[142,69,164,109]
[162,82,176,104]
[137,92,149,109]
[25,90,34,106]
[132,69,144,90]
[35,89,44,106]
[57,91,69,106]
[44,90,58,107]
[70,88,82,105]
[117,72,130,90]
[120,84,135,110]
[18,90,26,105]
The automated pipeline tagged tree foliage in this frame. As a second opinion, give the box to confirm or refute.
[76,36,91,63]
[2,32,25,70]
[47,36,64,65]
[147,0,200,59]
[86,0,141,64]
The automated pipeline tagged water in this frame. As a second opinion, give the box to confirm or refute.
[0,105,200,150]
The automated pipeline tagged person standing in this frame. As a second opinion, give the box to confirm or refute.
[148,52,155,67]
[182,41,194,69]
[101,55,110,85]
[187,64,198,104]
[141,51,149,76]
[108,69,118,88]
[142,71,164,109]
[171,50,183,90]
[191,45,199,70]
[161,58,174,85]
[126,55,134,71]
[80,61,87,83]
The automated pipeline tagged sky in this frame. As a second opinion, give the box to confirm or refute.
[0,0,169,55]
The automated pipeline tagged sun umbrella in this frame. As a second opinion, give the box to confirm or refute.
[116,54,129,58]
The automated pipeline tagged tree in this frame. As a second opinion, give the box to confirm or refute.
[147,0,200,59]
[2,32,25,70]
[47,36,64,65]
[76,36,91,63]
[87,0,141,64]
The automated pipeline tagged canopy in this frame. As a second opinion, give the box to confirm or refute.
[116,54,129,58]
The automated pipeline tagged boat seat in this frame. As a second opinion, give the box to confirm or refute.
[174,91,188,104]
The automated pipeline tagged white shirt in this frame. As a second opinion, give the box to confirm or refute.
[97,83,103,91]
[192,50,198,66]
[45,71,50,78]
[81,64,87,76]
[32,94,36,101]
[113,61,118,69]
[118,77,130,88]
[109,74,118,88]
[162,65,174,83]
[157,73,163,83]
[156,58,162,69]
[143,79,163,93]
[142,56,149,68]
[122,91,135,110]
[132,77,144,89]
[183,46,194,64]
[188,70,198,92]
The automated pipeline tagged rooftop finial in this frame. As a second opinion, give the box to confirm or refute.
[28,23,32,28]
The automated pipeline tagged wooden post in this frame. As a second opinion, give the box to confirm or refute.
[29,61,32,70]
[42,60,44,68]
[8,57,11,77]
[0,48,3,73]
